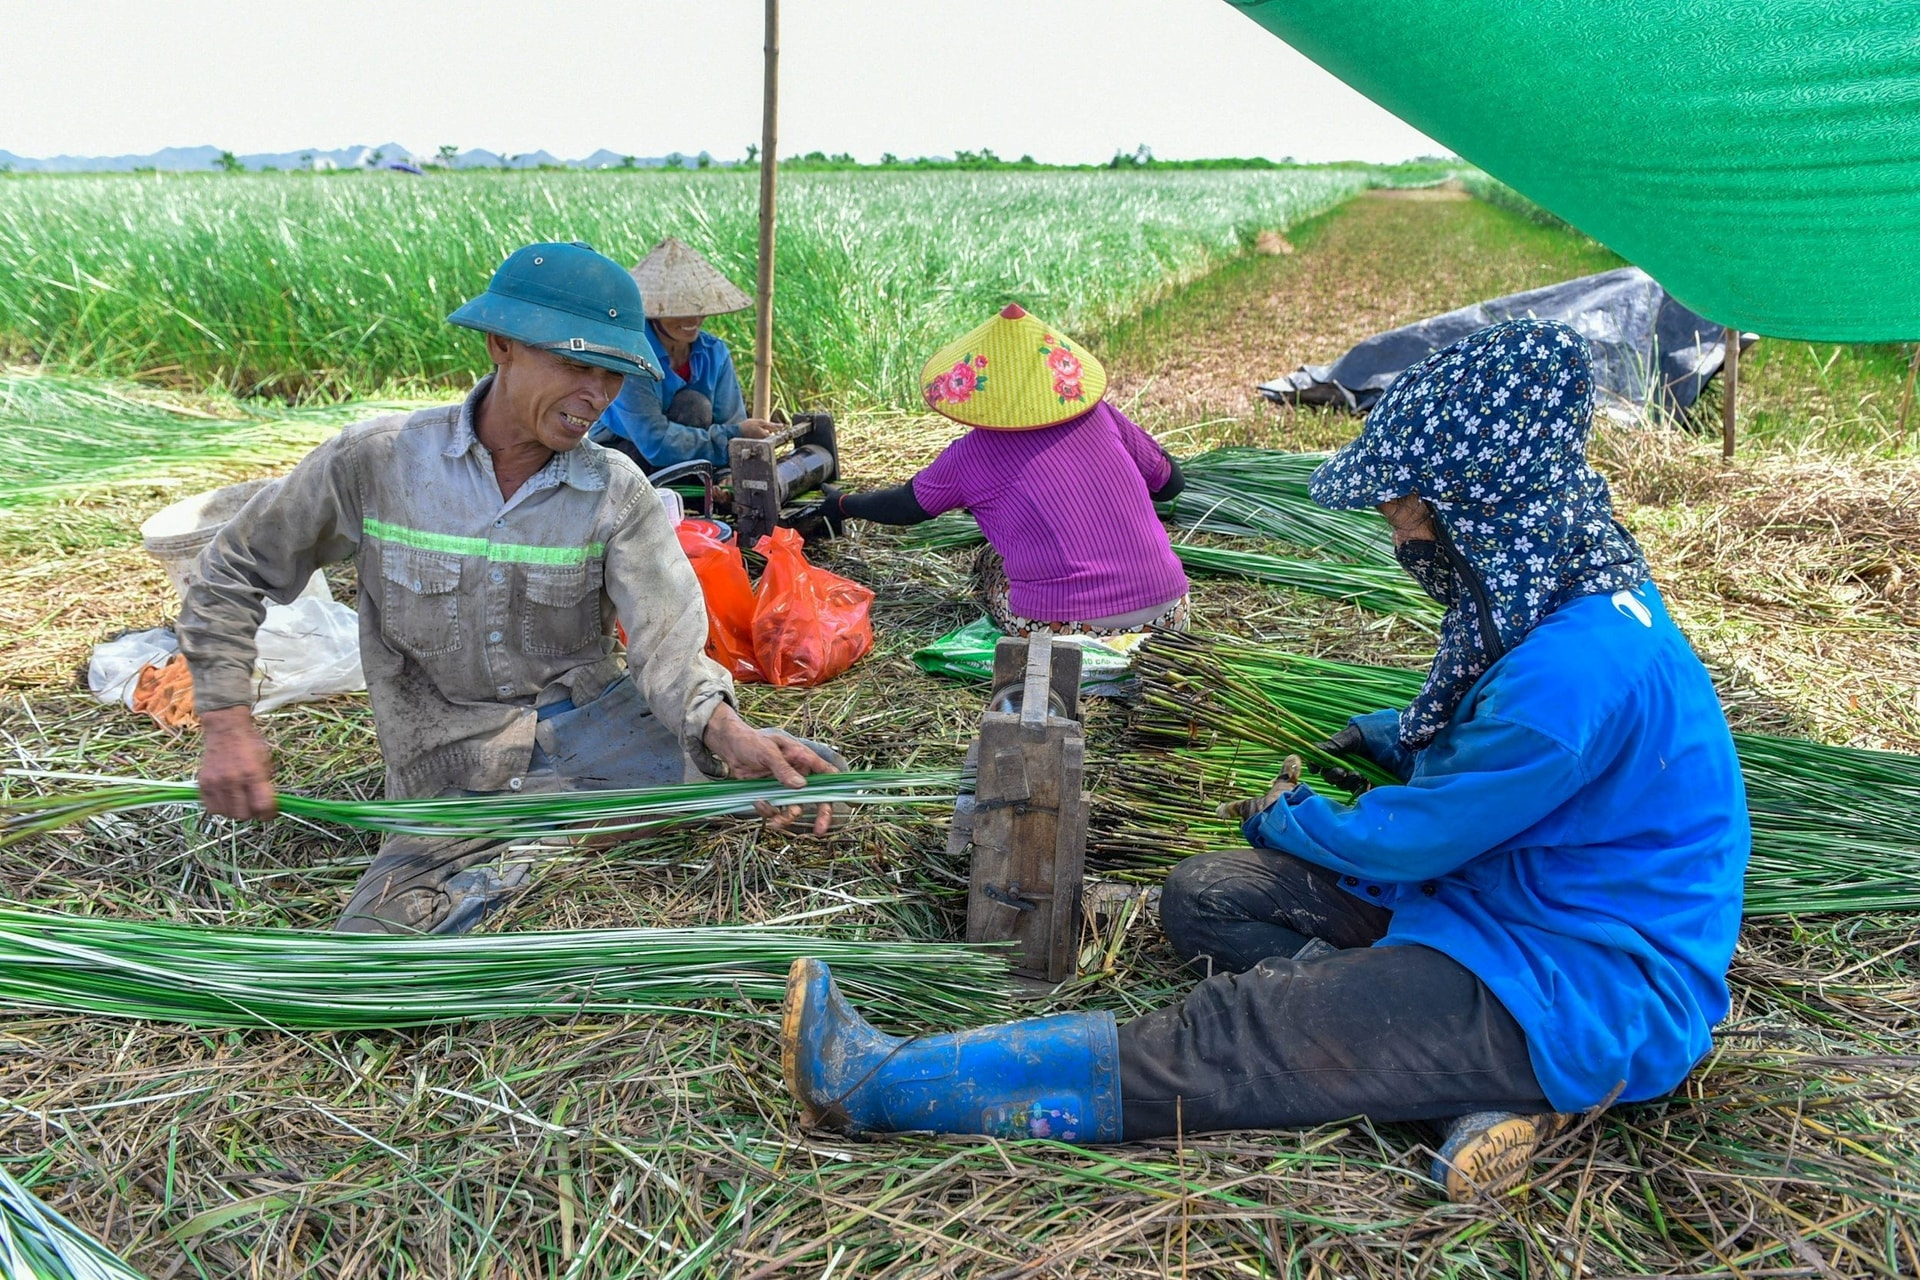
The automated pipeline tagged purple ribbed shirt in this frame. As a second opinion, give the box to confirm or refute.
[910,402,1189,622]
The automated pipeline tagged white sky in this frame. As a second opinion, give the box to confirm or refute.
[0,0,1442,164]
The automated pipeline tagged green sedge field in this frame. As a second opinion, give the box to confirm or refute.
[2,172,1917,1278]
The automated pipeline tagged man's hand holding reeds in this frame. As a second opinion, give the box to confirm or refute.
[198,706,279,821]
[701,703,840,835]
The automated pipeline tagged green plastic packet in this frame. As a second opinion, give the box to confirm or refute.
[910,617,1150,697]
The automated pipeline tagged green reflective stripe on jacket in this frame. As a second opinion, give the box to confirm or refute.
[364,518,606,565]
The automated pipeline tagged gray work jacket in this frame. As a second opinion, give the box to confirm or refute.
[178,377,734,798]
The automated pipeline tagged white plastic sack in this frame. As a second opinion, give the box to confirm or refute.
[87,627,181,708]
[86,599,366,715]
[251,596,366,712]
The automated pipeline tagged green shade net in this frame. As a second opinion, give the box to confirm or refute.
[1225,1,1920,341]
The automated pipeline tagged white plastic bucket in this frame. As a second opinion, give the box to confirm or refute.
[139,478,329,604]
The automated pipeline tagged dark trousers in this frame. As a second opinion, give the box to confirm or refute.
[1118,848,1548,1139]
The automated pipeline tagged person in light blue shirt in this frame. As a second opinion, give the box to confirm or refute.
[777,320,1751,1203]
[591,238,774,472]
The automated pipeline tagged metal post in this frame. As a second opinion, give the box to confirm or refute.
[1721,326,1739,460]
[752,0,779,421]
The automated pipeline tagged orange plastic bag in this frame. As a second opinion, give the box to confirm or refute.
[675,522,763,681]
[131,653,199,730]
[751,527,876,687]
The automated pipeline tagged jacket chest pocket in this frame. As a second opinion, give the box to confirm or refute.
[380,548,464,657]
[520,561,605,656]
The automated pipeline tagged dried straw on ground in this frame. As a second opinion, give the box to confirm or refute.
[4,193,1918,1277]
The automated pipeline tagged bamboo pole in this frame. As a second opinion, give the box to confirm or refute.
[1896,343,1919,442]
[1721,326,1739,459]
[752,0,779,421]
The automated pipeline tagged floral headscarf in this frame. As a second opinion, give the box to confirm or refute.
[1310,319,1651,750]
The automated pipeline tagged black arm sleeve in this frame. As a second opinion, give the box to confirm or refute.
[1149,451,1186,503]
[838,480,933,526]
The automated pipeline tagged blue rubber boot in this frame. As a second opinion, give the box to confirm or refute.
[782,958,1123,1143]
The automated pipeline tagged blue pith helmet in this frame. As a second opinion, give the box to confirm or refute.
[448,241,663,380]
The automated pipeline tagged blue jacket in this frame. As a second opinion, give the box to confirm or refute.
[1244,582,1749,1112]
[594,328,747,468]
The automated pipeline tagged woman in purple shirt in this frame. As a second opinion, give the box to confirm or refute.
[824,305,1190,634]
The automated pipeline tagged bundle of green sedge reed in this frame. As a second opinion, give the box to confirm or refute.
[897,448,1394,565]
[1,769,962,853]
[0,907,1008,1029]
[1102,631,1920,916]
[0,1168,141,1280]
[1167,544,1433,619]
[0,371,409,513]
[898,520,1432,619]
[1161,448,1399,570]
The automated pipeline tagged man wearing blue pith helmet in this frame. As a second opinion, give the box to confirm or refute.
[179,242,841,935]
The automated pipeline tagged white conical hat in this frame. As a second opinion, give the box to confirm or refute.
[630,238,753,318]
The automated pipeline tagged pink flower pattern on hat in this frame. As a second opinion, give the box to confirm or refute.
[1039,334,1086,403]
[924,353,989,407]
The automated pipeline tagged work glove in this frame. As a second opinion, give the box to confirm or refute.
[1312,724,1375,795]
[818,485,848,535]
[1216,754,1304,822]
[788,486,846,540]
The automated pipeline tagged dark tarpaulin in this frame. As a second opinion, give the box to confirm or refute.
[1258,267,1738,418]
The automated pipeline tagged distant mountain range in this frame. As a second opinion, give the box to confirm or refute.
[0,143,725,173]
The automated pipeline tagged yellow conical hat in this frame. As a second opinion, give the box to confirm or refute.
[920,304,1107,430]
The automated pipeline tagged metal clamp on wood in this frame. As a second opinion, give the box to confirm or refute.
[727,412,840,546]
[960,632,1089,984]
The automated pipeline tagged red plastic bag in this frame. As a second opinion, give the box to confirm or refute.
[749,527,875,687]
[675,522,763,681]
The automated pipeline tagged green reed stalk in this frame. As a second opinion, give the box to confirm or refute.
[0,1167,142,1280]
[0,907,1009,1029]
[1107,632,1920,915]
[1169,544,1434,619]
[1163,448,1400,569]
[1,769,962,852]
[894,481,1434,620]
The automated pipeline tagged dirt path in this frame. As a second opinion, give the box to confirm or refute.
[1100,189,1621,448]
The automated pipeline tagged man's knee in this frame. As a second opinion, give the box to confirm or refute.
[759,727,848,772]
[337,833,514,935]
[800,735,848,772]
[335,884,441,935]
[666,388,715,428]
[1160,851,1255,962]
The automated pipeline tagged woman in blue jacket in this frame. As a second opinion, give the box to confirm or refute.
[590,238,774,472]
[781,320,1750,1200]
